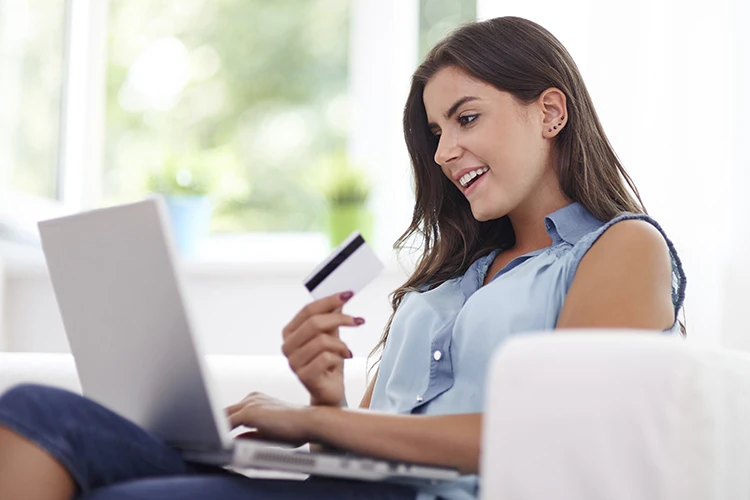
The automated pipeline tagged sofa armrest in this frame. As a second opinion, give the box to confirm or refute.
[481,330,750,500]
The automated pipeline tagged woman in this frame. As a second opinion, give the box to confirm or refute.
[0,16,685,500]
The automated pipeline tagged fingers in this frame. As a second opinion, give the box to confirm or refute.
[228,408,246,429]
[296,352,343,384]
[281,313,362,356]
[224,391,265,416]
[287,335,351,373]
[283,291,355,338]
[225,402,245,417]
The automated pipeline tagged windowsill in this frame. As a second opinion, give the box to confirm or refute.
[0,233,413,279]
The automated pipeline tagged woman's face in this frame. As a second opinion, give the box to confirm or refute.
[423,66,556,222]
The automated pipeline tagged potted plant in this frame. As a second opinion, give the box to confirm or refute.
[147,150,214,256]
[321,154,372,248]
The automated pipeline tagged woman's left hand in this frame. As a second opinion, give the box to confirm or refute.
[225,392,315,446]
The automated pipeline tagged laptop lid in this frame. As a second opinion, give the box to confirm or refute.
[38,197,232,451]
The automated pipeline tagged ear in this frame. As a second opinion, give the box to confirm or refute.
[539,88,567,138]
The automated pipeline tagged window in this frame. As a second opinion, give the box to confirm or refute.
[0,0,67,200]
[103,0,350,234]
[0,0,480,254]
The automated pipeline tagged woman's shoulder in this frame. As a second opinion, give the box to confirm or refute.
[573,213,669,254]
[568,212,687,320]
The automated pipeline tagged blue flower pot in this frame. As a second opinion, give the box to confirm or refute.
[163,195,212,256]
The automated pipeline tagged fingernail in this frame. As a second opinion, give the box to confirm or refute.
[348,349,354,358]
[354,317,365,325]
[340,291,354,302]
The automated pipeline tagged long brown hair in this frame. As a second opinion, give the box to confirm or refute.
[371,16,671,363]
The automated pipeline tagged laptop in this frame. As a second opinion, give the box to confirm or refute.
[37,197,459,483]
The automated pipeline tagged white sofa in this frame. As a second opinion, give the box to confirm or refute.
[1,331,749,499]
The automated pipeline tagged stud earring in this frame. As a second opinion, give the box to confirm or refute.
[549,116,565,133]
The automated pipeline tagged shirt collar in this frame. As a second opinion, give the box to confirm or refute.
[544,202,604,245]
[460,202,603,298]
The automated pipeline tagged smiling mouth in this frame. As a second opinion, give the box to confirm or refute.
[459,167,489,189]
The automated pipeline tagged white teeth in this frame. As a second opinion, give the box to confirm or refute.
[459,167,489,188]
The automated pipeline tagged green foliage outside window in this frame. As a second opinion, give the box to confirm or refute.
[104,0,350,233]
[316,149,370,208]
[419,0,476,60]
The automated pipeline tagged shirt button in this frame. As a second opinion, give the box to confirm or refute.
[416,395,424,402]
[433,350,442,361]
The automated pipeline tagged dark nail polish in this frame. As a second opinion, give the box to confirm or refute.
[354,317,365,325]
[348,349,354,358]
[340,291,354,302]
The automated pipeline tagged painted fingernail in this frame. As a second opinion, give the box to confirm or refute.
[348,349,354,358]
[354,317,365,325]
[340,291,354,302]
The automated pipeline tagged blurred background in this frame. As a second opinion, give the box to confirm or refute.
[0,0,748,356]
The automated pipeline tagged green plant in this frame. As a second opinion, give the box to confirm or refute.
[320,152,371,207]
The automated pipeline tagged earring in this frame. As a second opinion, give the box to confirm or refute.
[549,116,565,133]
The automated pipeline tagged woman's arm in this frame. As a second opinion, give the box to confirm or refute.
[307,407,482,474]
[228,395,482,473]
[308,370,377,453]
[556,219,674,329]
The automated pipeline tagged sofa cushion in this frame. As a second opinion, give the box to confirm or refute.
[0,353,368,409]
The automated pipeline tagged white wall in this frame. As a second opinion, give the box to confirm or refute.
[478,0,748,348]
[719,0,750,351]
[1,256,409,359]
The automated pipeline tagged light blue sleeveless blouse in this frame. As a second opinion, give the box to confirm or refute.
[369,202,687,500]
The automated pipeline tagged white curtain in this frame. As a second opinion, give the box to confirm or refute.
[477,0,749,349]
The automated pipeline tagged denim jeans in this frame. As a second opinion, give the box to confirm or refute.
[0,384,417,500]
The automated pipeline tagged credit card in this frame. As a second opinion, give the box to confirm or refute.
[304,231,384,300]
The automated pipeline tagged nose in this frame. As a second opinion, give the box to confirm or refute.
[433,132,461,166]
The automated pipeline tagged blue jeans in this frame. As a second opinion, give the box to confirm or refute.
[0,384,417,499]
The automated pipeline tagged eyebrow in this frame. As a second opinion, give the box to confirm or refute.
[427,96,480,130]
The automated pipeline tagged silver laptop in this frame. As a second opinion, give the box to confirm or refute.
[37,197,459,483]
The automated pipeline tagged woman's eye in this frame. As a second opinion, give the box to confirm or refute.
[458,114,478,126]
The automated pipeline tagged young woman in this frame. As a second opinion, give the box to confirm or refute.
[0,16,685,500]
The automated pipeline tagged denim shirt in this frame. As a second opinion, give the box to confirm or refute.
[369,202,687,500]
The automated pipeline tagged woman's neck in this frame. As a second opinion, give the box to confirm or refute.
[507,189,571,252]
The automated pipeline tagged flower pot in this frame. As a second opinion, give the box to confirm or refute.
[163,195,212,256]
[326,204,373,248]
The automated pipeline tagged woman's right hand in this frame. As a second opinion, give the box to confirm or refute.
[281,291,364,406]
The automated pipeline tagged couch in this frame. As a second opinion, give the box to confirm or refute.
[1,330,749,499]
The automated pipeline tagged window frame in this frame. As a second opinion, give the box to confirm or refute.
[1,0,107,227]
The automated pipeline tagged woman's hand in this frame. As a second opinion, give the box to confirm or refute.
[281,291,364,406]
[226,392,314,446]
